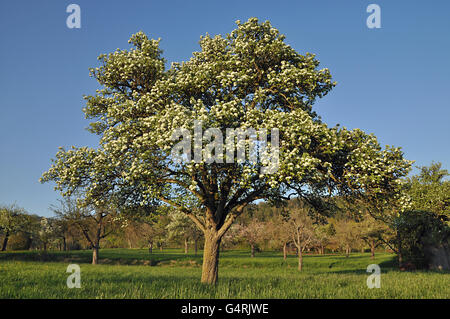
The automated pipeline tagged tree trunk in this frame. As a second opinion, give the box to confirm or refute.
[201,231,221,284]
[1,232,9,251]
[321,245,325,255]
[43,243,47,251]
[396,231,403,268]
[194,238,198,255]
[283,242,287,260]
[148,241,153,254]
[251,244,255,258]
[92,246,99,265]
[184,237,188,254]
[63,237,67,251]
[25,236,32,250]
[371,240,375,259]
[298,246,303,271]
[345,246,350,257]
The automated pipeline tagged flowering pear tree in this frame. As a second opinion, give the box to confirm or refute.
[42,18,412,284]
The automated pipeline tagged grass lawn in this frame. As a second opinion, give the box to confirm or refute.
[0,249,448,298]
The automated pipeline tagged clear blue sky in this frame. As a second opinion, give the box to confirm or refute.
[0,1,449,217]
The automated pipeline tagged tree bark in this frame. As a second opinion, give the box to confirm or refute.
[148,241,153,254]
[298,247,303,271]
[63,237,67,251]
[283,242,287,260]
[1,232,9,251]
[201,231,221,284]
[397,235,403,268]
[371,240,375,259]
[184,237,189,254]
[25,236,32,250]
[251,244,255,258]
[92,246,99,265]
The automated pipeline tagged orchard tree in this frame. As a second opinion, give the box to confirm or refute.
[237,219,267,257]
[39,217,58,251]
[314,223,336,255]
[50,198,120,264]
[0,205,30,251]
[42,18,412,284]
[286,206,316,271]
[167,209,203,254]
[332,218,361,257]
[406,162,449,221]
[357,213,389,259]
[266,212,292,259]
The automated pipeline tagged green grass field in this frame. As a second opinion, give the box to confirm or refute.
[0,249,448,298]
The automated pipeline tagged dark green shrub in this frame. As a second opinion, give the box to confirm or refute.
[394,210,450,269]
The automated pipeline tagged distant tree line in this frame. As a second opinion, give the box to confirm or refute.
[1,163,449,271]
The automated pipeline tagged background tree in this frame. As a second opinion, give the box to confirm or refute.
[286,205,316,271]
[0,205,30,251]
[52,217,70,251]
[406,162,449,222]
[167,209,203,254]
[314,223,336,255]
[266,213,292,260]
[391,210,450,269]
[357,213,389,259]
[51,198,120,264]
[236,219,267,257]
[138,216,163,254]
[332,218,360,257]
[39,217,59,251]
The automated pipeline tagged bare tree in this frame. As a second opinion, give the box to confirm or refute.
[237,219,267,257]
[52,198,119,264]
[287,207,316,271]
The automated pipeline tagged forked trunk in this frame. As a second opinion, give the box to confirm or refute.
[201,231,221,284]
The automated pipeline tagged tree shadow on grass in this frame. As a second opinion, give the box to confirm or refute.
[0,250,205,267]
